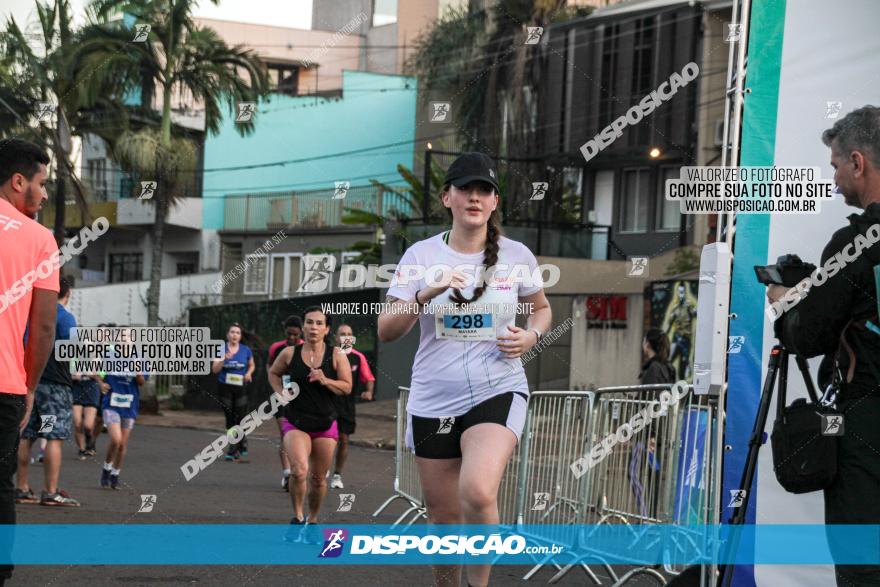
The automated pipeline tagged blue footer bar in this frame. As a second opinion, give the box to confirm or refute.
[1,524,878,565]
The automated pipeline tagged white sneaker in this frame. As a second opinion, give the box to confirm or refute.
[329,473,344,489]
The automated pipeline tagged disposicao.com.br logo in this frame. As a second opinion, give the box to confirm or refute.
[325,533,562,557]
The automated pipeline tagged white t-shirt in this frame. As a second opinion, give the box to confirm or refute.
[387,233,543,417]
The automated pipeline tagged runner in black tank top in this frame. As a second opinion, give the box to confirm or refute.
[267,306,352,541]
[284,344,338,431]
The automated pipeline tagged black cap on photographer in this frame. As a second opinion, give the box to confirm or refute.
[443,152,500,193]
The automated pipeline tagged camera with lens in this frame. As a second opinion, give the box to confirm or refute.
[754,254,816,287]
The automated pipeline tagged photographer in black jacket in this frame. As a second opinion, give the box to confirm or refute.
[767,106,880,587]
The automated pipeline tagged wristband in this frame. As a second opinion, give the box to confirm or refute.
[530,328,543,344]
[415,289,425,305]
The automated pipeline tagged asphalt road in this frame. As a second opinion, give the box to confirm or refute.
[11,424,635,586]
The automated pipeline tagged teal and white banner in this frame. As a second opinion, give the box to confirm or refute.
[726,0,880,585]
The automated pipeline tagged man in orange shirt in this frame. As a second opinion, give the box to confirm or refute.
[0,138,59,585]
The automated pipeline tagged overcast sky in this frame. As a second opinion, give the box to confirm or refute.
[3,0,313,31]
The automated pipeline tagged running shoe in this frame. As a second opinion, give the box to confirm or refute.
[225,448,238,461]
[77,450,88,461]
[85,448,97,457]
[239,450,249,458]
[14,488,39,504]
[283,517,306,543]
[301,522,322,545]
[100,468,111,488]
[41,490,81,507]
[37,452,44,464]
[281,474,290,492]
[110,474,120,490]
[329,473,344,490]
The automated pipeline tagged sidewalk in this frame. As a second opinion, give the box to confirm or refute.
[139,398,397,450]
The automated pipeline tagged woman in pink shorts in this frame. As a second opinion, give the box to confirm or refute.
[268,306,351,536]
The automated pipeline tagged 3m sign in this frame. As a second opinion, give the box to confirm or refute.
[586,296,627,328]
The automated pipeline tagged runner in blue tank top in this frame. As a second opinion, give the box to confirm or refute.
[379,152,552,587]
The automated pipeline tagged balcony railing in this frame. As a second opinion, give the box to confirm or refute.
[222,185,413,231]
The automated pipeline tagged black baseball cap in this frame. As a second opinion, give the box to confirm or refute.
[443,152,500,193]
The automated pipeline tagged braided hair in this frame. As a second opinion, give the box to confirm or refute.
[446,194,502,305]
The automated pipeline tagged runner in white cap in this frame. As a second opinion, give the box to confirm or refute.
[379,152,552,587]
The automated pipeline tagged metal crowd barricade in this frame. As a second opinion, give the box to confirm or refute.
[372,387,426,528]
[543,384,720,586]
[375,384,721,585]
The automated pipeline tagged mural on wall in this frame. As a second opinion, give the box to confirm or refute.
[647,280,698,381]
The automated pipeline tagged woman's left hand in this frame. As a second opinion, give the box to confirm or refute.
[244,373,253,383]
[308,368,327,385]
[496,325,538,359]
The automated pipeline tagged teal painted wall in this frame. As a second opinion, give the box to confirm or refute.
[202,70,417,230]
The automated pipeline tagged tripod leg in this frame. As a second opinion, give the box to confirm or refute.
[718,345,785,587]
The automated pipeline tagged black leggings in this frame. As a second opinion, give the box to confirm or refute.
[218,383,249,451]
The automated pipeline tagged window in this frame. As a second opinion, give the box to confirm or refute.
[631,18,655,144]
[619,168,650,233]
[560,167,583,223]
[269,253,302,296]
[599,24,621,128]
[243,253,268,294]
[87,158,108,200]
[108,253,142,283]
[176,262,196,276]
[372,0,397,26]
[656,166,682,231]
[266,62,299,96]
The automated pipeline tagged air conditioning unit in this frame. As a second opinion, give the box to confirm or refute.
[713,119,725,147]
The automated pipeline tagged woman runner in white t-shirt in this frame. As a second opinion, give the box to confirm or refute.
[379,152,552,587]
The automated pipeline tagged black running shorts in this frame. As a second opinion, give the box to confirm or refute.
[405,392,528,459]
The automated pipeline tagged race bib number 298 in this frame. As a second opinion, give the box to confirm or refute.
[435,313,495,341]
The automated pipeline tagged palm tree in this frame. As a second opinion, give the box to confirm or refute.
[75,0,269,326]
[2,0,103,244]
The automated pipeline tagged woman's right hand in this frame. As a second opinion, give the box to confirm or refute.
[419,270,469,302]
